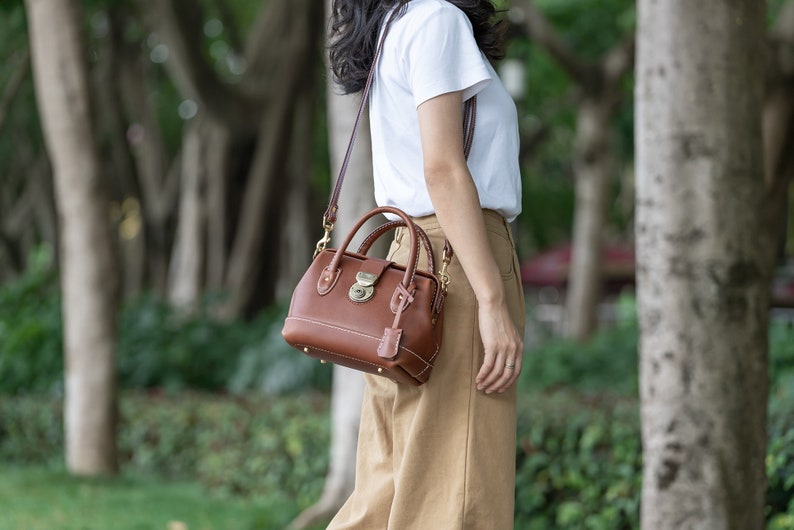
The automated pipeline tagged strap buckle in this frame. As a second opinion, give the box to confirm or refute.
[313,219,335,259]
[438,247,452,293]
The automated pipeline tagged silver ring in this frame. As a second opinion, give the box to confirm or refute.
[505,363,516,370]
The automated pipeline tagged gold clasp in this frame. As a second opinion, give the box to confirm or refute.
[438,248,452,293]
[348,271,377,302]
[313,219,335,258]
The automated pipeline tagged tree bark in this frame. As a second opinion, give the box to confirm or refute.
[25,0,118,475]
[168,118,208,308]
[564,98,612,339]
[635,1,768,528]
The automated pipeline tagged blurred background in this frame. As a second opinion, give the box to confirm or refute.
[1,0,793,529]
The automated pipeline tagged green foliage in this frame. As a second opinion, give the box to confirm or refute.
[117,296,257,392]
[116,297,330,393]
[0,253,331,395]
[768,409,794,526]
[770,320,794,394]
[0,241,331,395]
[120,392,330,506]
[515,391,641,529]
[532,0,635,60]
[521,294,639,396]
[0,394,62,465]
[3,386,793,528]
[768,324,794,524]
[507,0,637,252]
[518,166,576,252]
[0,246,63,395]
[0,391,329,515]
[769,0,793,26]
[522,296,794,399]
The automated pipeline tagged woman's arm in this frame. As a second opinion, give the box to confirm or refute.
[416,90,523,394]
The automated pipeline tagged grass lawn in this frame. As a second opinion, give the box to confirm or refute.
[0,465,325,530]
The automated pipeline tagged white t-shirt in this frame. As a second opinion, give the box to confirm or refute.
[369,0,522,222]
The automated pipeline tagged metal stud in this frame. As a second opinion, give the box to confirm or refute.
[320,360,327,364]
[377,368,383,373]
[303,347,309,353]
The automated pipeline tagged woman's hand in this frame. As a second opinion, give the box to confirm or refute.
[475,299,523,394]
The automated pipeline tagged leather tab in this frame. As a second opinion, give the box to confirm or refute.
[378,327,402,360]
[432,289,446,317]
[359,258,390,282]
[390,283,415,314]
[317,266,341,296]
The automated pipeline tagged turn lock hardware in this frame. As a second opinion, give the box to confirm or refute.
[349,271,378,302]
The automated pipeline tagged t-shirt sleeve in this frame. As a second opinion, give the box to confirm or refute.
[402,6,492,107]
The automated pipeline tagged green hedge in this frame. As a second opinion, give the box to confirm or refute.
[515,391,641,529]
[0,248,63,395]
[0,252,331,395]
[0,392,329,509]
[1,389,792,528]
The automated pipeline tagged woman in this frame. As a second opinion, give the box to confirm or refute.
[327,0,525,528]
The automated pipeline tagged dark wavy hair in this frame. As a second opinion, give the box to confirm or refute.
[329,0,506,94]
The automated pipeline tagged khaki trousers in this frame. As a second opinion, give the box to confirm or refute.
[327,210,526,530]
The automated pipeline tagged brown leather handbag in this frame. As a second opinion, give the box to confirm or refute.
[281,206,451,385]
[281,12,476,386]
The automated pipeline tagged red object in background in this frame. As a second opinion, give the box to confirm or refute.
[520,244,794,307]
[520,243,636,294]
[772,262,794,309]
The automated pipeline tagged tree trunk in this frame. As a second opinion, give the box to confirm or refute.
[220,0,322,317]
[168,119,208,308]
[94,17,147,300]
[564,98,612,339]
[635,1,768,528]
[514,0,633,340]
[116,32,179,297]
[275,84,315,301]
[288,4,376,528]
[26,0,118,475]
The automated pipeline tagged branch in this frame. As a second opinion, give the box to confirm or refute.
[239,1,295,92]
[511,0,597,86]
[773,0,794,39]
[771,0,794,77]
[210,0,244,53]
[519,124,549,163]
[602,33,636,87]
[0,47,30,134]
[136,0,259,128]
[235,1,325,108]
[2,167,36,235]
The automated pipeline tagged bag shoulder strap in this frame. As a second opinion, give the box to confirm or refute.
[322,9,477,229]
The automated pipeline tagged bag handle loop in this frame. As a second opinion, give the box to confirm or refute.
[357,220,436,274]
[318,207,428,297]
